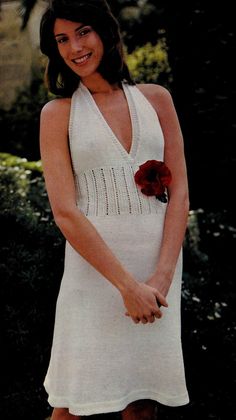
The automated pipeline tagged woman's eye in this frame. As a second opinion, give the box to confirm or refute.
[56,37,67,44]
[78,27,92,37]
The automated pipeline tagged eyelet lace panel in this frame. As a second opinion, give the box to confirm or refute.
[75,165,165,217]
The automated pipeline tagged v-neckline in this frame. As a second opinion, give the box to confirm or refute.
[80,81,139,160]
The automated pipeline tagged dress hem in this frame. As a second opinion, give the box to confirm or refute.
[46,389,189,416]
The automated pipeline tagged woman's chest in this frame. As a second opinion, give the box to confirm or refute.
[92,92,133,154]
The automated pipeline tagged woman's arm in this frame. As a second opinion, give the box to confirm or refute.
[138,85,190,296]
[40,98,168,323]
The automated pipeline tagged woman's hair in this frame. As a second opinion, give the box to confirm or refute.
[40,0,134,96]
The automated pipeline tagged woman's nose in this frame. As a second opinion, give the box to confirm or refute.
[70,37,83,53]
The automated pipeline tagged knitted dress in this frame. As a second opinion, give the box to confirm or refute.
[44,81,189,415]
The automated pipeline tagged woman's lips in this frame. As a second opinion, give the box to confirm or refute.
[72,53,92,65]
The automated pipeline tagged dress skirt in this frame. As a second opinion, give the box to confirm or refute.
[44,212,189,415]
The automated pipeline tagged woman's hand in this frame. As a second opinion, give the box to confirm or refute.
[121,282,168,324]
[145,272,172,299]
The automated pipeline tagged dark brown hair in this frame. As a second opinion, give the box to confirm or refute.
[40,0,134,96]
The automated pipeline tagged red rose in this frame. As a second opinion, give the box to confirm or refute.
[134,160,172,202]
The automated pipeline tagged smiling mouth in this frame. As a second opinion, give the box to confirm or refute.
[72,53,92,65]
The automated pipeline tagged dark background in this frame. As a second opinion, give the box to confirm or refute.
[0,1,235,419]
[112,0,235,212]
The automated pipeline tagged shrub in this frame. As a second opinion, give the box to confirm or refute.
[0,78,51,161]
[0,153,64,420]
[126,40,172,87]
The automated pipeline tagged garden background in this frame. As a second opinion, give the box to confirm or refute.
[0,1,235,419]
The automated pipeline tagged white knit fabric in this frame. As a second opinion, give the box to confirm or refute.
[44,81,189,415]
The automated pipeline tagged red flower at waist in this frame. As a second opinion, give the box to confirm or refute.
[134,160,172,203]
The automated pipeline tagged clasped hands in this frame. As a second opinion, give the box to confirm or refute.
[122,278,169,325]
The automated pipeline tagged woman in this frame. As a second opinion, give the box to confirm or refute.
[39,0,190,419]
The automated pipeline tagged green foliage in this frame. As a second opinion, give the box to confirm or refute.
[126,40,172,86]
[0,153,64,420]
[0,151,42,172]
[118,2,165,53]
[0,78,51,161]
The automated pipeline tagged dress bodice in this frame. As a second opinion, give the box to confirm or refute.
[69,81,166,217]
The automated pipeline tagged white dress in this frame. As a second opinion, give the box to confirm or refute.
[44,81,189,415]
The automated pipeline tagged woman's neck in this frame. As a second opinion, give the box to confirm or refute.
[81,73,120,94]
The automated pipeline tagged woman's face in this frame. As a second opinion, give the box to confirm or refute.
[54,18,104,80]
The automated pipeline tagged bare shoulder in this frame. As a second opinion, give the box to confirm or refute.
[40,97,72,152]
[41,97,71,122]
[136,83,174,114]
[40,97,72,145]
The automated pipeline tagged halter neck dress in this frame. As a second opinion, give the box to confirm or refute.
[44,81,189,415]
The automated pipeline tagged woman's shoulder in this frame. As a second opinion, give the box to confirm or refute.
[41,97,72,121]
[136,83,173,111]
[40,98,72,141]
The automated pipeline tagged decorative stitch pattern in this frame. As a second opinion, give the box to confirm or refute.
[76,166,165,217]
[91,169,99,216]
[111,167,120,215]
[101,168,109,215]
[122,167,132,214]
[131,166,143,214]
